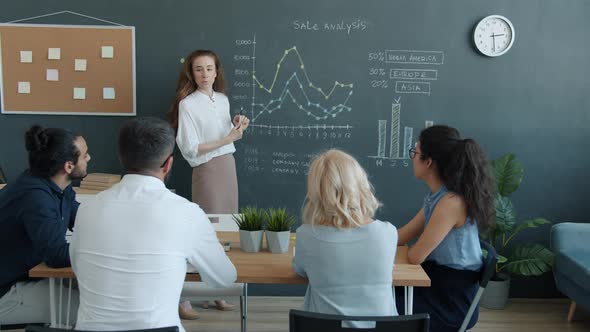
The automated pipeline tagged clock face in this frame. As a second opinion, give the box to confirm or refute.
[474,15,515,57]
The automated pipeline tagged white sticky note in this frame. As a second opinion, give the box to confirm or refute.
[101,46,114,58]
[18,82,31,94]
[103,87,115,100]
[73,88,86,100]
[74,59,87,71]
[20,51,33,63]
[46,69,59,81]
[48,48,61,60]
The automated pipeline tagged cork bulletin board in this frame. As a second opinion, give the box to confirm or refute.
[0,23,135,115]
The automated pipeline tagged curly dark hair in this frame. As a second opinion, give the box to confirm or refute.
[418,125,495,230]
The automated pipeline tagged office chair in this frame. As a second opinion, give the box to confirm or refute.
[289,309,429,332]
[25,326,179,332]
[458,240,498,332]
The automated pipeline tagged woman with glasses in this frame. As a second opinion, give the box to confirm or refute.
[168,50,250,317]
[398,125,494,332]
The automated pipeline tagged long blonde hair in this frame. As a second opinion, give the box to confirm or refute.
[303,149,381,229]
[167,50,225,130]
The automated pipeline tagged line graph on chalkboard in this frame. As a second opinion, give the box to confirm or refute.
[232,34,354,133]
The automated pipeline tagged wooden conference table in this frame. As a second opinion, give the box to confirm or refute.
[30,232,430,329]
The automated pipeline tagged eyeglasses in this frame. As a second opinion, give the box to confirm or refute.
[409,147,421,160]
[160,154,173,168]
[160,145,177,168]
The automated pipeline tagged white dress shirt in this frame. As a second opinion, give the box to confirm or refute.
[176,91,236,167]
[70,174,237,332]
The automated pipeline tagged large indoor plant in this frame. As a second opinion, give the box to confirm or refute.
[233,206,264,253]
[264,207,295,253]
[480,153,554,309]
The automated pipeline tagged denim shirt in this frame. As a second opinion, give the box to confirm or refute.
[423,186,483,271]
[0,171,79,292]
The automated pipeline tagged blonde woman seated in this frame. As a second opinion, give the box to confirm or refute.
[293,149,398,325]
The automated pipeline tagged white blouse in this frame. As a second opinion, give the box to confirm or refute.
[176,91,236,167]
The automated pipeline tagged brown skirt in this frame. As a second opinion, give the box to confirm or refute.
[191,154,238,214]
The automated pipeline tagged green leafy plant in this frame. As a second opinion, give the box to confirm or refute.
[233,206,264,231]
[484,153,554,277]
[265,207,295,232]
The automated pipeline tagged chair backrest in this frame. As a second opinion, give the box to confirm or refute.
[26,326,179,332]
[479,240,499,288]
[458,239,498,332]
[289,310,429,332]
[207,213,240,232]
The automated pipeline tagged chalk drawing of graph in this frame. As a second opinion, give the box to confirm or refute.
[369,102,414,160]
[248,35,354,129]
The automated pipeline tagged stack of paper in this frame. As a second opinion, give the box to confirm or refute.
[79,173,121,192]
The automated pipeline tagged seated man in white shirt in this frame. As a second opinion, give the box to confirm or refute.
[70,117,237,332]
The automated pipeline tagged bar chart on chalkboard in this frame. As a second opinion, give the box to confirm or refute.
[368,100,433,160]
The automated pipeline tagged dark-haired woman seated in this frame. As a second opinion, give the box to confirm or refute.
[397,125,495,332]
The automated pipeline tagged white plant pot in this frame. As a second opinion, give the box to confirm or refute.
[239,230,263,253]
[266,230,290,253]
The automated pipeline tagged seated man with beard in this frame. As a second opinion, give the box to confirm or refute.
[0,125,91,325]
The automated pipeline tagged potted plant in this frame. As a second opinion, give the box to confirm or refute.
[264,207,295,253]
[480,153,554,309]
[233,206,264,253]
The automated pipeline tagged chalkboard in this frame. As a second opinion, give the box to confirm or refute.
[1,0,589,297]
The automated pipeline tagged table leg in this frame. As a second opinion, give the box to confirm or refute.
[66,278,73,328]
[49,278,56,327]
[242,283,248,332]
[58,278,63,327]
[404,286,408,314]
[407,286,414,314]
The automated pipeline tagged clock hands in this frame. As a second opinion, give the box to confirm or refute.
[489,33,505,52]
[490,33,496,52]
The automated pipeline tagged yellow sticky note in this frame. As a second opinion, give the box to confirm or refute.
[101,46,114,58]
[48,48,61,60]
[103,87,115,100]
[73,87,86,100]
[46,69,59,81]
[20,51,32,63]
[74,59,87,71]
[18,82,30,94]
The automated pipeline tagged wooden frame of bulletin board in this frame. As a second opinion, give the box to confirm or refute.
[0,23,135,115]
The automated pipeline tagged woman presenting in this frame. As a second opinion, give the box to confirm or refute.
[168,49,250,317]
